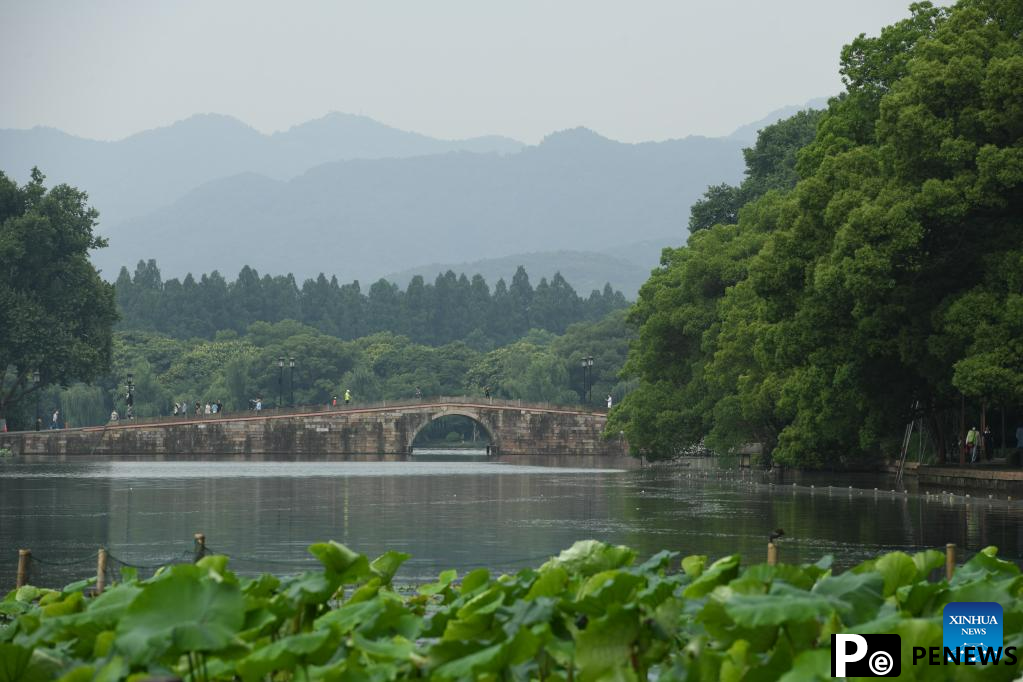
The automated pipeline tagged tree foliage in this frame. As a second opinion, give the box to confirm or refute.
[613,0,1023,465]
[688,110,823,233]
[0,169,117,425]
[114,261,627,347]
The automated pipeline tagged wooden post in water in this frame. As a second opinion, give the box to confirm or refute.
[194,533,207,563]
[96,548,108,594]
[16,549,30,588]
[767,542,778,566]
[946,543,956,581]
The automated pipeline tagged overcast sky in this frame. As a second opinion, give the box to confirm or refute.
[2,1,915,144]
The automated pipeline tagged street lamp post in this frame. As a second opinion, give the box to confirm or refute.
[289,357,296,407]
[277,357,285,409]
[32,370,40,429]
[580,356,594,404]
[126,372,135,420]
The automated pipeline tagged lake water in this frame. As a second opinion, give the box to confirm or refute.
[2,458,1021,589]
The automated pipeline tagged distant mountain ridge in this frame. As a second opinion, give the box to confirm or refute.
[2,102,828,295]
[0,112,523,225]
[93,128,746,285]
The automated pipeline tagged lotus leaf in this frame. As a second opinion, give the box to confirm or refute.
[811,570,884,625]
[236,629,335,681]
[541,540,635,577]
[574,606,640,681]
[114,566,244,664]
[684,555,740,598]
[309,540,371,582]
[724,583,835,628]
[874,551,919,597]
[369,550,411,584]
[0,642,59,682]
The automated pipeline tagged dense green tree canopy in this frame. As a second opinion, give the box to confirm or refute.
[114,260,627,347]
[0,169,117,425]
[44,307,632,427]
[688,109,823,233]
[612,0,1023,466]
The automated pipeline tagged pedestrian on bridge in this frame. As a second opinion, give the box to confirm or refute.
[344,389,352,405]
[966,426,979,464]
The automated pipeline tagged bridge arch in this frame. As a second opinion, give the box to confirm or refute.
[408,409,500,453]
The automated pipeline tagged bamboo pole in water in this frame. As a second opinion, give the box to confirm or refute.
[96,548,108,594]
[946,543,956,581]
[16,549,30,588]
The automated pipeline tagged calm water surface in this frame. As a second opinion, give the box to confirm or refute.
[2,458,1021,588]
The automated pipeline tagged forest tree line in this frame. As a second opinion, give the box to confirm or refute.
[609,0,1023,467]
[40,311,633,429]
[115,261,628,347]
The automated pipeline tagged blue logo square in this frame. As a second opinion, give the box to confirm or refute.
[943,602,1003,664]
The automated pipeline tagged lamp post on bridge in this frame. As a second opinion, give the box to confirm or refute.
[32,370,40,429]
[289,357,295,407]
[581,356,594,404]
[277,357,285,409]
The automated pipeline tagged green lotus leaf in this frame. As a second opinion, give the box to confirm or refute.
[455,585,504,619]
[811,571,884,625]
[540,540,635,578]
[525,565,567,600]
[681,555,708,578]
[0,643,59,682]
[684,555,740,598]
[278,570,342,608]
[574,606,640,680]
[55,665,94,682]
[912,549,945,577]
[777,648,831,682]
[874,552,919,597]
[638,549,679,574]
[370,550,411,584]
[351,632,416,661]
[348,576,383,604]
[952,546,1021,585]
[114,566,244,664]
[724,583,835,628]
[315,599,385,635]
[236,629,335,682]
[459,568,490,596]
[309,541,371,582]
[419,569,458,597]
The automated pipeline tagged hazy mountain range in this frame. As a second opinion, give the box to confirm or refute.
[0,101,824,295]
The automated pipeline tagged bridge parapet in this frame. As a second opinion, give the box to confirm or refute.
[0,397,624,458]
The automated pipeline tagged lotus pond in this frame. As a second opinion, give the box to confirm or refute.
[3,539,1022,680]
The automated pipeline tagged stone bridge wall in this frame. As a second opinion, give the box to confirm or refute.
[0,402,627,458]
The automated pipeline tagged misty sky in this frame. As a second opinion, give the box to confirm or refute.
[2,1,915,144]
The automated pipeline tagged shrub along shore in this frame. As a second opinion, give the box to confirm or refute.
[2,539,1021,680]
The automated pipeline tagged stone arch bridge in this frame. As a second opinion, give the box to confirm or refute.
[1,398,627,459]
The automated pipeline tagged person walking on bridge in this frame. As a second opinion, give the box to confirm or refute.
[344,389,352,406]
[966,426,979,464]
